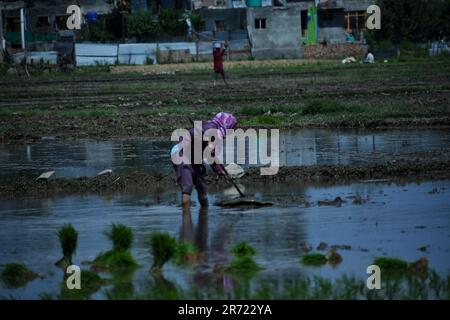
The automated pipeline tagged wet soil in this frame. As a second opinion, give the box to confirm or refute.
[1,60,449,142]
[1,160,449,198]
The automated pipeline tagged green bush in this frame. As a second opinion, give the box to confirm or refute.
[126,11,161,41]
[159,9,188,37]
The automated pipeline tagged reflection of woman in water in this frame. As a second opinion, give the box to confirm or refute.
[180,206,238,295]
[180,207,208,252]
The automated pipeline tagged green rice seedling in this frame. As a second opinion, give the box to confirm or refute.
[105,223,133,252]
[300,253,328,266]
[231,242,256,257]
[149,232,178,272]
[174,242,202,265]
[373,257,409,278]
[226,256,262,274]
[93,250,138,271]
[61,270,107,300]
[1,263,39,288]
[55,224,78,268]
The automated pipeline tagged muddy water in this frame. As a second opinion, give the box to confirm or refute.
[1,180,449,299]
[1,128,450,179]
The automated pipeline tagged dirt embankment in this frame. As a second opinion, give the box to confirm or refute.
[1,160,449,198]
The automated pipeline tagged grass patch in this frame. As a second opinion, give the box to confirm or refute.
[105,223,133,252]
[149,232,178,272]
[246,115,283,125]
[301,253,328,266]
[1,263,39,288]
[302,99,363,115]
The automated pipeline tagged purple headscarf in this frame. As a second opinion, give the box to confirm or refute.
[209,112,237,138]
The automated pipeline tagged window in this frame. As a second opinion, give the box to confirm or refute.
[215,20,225,31]
[36,16,50,28]
[55,15,70,31]
[301,10,307,37]
[344,11,367,40]
[254,18,266,30]
[5,17,20,32]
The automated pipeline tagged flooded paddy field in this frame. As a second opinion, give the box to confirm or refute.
[1,128,449,179]
[1,59,450,299]
[0,178,449,299]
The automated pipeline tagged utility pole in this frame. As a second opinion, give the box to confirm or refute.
[20,7,25,49]
[0,8,4,54]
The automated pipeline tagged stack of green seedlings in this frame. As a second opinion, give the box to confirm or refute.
[93,223,138,271]
[174,242,203,265]
[374,256,429,278]
[149,232,178,273]
[60,269,108,300]
[0,263,39,288]
[149,232,204,274]
[54,224,108,299]
[226,242,262,274]
[300,250,343,267]
[55,224,78,268]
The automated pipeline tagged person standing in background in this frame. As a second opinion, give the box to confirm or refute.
[213,41,229,86]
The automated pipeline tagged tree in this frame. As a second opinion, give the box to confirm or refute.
[125,10,161,41]
[372,0,450,44]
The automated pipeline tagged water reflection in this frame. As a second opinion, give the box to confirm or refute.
[1,180,450,299]
[1,129,449,178]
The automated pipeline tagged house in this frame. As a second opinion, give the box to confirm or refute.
[195,0,374,59]
[1,0,115,49]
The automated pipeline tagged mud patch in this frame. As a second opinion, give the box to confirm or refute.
[1,160,450,198]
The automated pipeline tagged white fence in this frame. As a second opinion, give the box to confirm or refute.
[76,43,158,66]
[75,40,250,66]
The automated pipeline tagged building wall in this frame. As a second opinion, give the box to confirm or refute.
[338,0,374,12]
[3,0,113,34]
[199,8,246,32]
[318,8,346,44]
[303,42,367,58]
[247,6,303,59]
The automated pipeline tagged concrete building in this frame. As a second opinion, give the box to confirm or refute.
[195,0,374,59]
[247,5,302,59]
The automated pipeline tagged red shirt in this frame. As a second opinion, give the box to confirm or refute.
[213,48,225,73]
